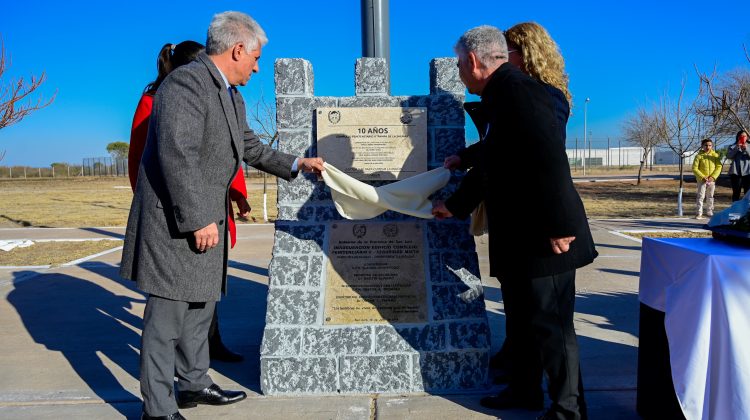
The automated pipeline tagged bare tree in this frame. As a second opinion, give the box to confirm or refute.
[695,57,750,140]
[0,35,56,160]
[247,93,278,221]
[655,78,718,215]
[622,106,662,185]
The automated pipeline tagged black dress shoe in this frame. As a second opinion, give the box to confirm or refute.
[141,411,186,420]
[177,384,247,408]
[209,342,244,363]
[480,387,544,411]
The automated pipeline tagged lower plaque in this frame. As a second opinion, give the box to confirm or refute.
[324,222,427,325]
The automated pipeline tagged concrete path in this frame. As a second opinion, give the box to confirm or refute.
[0,219,707,419]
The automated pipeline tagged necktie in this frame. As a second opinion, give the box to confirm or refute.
[228,86,236,113]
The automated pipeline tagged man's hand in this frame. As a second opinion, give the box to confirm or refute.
[444,155,462,170]
[550,236,576,254]
[432,200,454,220]
[298,157,325,174]
[194,223,219,252]
[706,176,714,183]
[234,196,252,220]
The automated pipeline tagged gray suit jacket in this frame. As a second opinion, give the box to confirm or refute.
[120,52,296,302]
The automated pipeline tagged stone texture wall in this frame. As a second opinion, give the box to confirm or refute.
[260,57,490,395]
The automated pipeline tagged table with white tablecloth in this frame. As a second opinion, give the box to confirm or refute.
[638,238,750,420]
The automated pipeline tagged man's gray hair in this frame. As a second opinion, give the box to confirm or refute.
[454,25,507,67]
[206,11,268,55]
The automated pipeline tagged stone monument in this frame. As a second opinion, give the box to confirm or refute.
[260,57,490,394]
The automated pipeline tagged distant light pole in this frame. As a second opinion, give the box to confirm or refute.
[583,97,590,176]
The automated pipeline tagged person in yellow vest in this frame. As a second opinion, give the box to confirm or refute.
[692,138,722,219]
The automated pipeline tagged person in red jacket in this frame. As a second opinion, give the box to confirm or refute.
[129,40,248,362]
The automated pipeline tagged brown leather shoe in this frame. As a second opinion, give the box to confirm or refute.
[177,384,247,408]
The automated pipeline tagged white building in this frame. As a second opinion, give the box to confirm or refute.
[565,146,697,167]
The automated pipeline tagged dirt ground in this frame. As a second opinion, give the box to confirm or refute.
[576,178,733,218]
[0,175,734,228]
[0,176,277,228]
[0,240,124,266]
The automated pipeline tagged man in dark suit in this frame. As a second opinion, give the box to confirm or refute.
[120,11,324,420]
[432,25,597,420]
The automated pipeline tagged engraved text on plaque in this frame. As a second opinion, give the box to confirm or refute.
[324,222,427,324]
[316,107,427,180]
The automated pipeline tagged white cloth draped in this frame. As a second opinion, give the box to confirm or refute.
[321,163,450,220]
[639,238,750,420]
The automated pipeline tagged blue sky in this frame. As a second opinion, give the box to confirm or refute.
[1,0,748,166]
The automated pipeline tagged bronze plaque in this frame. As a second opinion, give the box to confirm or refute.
[324,222,427,325]
[316,107,427,180]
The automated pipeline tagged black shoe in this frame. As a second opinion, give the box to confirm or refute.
[480,387,544,411]
[209,342,244,363]
[141,412,186,420]
[177,384,247,408]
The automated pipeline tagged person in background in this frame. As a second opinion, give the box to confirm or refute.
[434,25,596,420]
[128,40,247,364]
[727,130,750,202]
[692,138,722,219]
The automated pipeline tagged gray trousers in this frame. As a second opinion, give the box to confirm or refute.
[141,295,215,416]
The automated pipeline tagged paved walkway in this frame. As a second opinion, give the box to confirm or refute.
[0,218,707,419]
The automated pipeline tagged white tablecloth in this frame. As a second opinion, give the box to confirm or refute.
[639,238,750,420]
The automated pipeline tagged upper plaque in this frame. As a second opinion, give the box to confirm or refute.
[316,107,427,180]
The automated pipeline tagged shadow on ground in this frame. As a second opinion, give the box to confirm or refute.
[7,264,143,417]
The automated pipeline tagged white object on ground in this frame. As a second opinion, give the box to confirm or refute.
[321,163,450,220]
[0,240,34,252]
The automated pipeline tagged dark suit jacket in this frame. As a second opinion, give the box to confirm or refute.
[120,52,297,301]
[446,63,597,279]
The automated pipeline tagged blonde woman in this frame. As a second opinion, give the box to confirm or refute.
[506,22,572,137]
[480,22,591,419]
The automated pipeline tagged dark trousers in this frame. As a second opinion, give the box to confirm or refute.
[141,295,215,416]
[729,174,750,202]
[502,269,586,420]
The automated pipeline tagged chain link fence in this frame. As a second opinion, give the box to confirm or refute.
[566,137,701,171]
[0,140,706,179]
[0,157,274,179]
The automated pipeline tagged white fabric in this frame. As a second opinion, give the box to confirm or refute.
[0,240,34,252]
[639,238,750,420]
[708,193,750,227]
[321,163,450,220]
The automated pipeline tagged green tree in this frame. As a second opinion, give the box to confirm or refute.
[106,141,130,159]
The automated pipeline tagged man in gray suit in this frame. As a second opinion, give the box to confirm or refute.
[120,11,324,420]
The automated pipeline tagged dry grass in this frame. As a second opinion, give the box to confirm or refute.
[0,175,735,227]
[0,240,124,266]
[0,177,278,228]
[622,231,713,240]
[570,165,681,176]
[576,179,734,218]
